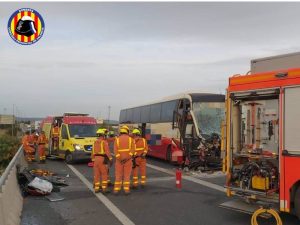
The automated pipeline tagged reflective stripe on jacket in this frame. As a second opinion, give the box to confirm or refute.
[114,135,135,159]
[92,138,112,161]
[52,127,60,137]
[134,137,148,155]
[37,134,48,145]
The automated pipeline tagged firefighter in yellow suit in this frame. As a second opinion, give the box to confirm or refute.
[132,128,148,188]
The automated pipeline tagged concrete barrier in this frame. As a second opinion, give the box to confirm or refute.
[0,146,27,225]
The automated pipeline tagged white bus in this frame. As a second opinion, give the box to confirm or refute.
[119,92,225,169]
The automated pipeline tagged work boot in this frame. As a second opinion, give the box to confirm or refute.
[141,185,146,189]
[102,189,110,195]
[131,185,138,190]
[124,191,131,196]
[113,191,119,196]
[94,189,100,193]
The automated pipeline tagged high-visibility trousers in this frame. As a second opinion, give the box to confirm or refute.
[114,159,132,193]
[132,157,146,187]
[94,156,109,191]
[38,144,46,161]
[107,166,111,185]
[52,137,59,149]
[24,147,35,162]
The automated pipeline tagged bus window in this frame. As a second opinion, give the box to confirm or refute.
[150,103,162,123]
[133,107,141,123]
[126,109,134,122]
[141,105,151,123]
[119,109,127,123]
[161,100,178,122]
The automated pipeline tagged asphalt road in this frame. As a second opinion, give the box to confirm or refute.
[21,158,299,225]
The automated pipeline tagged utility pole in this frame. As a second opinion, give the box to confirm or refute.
[107,106,111,129]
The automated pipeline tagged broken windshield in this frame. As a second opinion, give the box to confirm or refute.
[192,102,224,135]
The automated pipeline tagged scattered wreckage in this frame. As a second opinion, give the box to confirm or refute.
[17,168,69,201]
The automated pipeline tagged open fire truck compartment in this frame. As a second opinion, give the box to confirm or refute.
[223,54,300,220]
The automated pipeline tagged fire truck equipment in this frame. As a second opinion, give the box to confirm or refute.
[251,207,282,225]
[223,57,300,221]
[176,169,182,189]
[230,161,278,192]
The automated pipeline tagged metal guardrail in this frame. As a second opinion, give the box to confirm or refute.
[0,145,23,191]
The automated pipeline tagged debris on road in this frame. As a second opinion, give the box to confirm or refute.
[30,169,55,176]
[28,177,53,194]
[17,167,69,197]
[45,192,65,202]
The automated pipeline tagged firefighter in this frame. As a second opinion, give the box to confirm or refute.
[22,131,35,162]
[31,130,39,157]
[31,130,39,145]
[52,124,60,150]
[108,131,115,138]
[107,131,115,151]
[37,131,48,163]
[92,128,113,193]
[113,125,135,195]
[132,128,148,189]
[101,128,112,186]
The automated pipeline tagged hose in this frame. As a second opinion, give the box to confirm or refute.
[251,207,282,225]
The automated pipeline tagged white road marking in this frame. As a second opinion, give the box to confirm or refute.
[146,163,225,193]
[67,165,135,225]
[147,176,174,183]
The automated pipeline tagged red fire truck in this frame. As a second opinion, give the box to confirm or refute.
[222,53,300,221]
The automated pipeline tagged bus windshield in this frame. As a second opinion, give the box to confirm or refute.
[68,124,99,138]
[192,102,224,135]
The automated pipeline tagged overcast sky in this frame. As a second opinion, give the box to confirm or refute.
[1,2,300,120]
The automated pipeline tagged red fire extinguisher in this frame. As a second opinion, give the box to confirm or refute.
[176,169,182,189]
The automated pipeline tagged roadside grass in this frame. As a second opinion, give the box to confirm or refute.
[0,135,20,175]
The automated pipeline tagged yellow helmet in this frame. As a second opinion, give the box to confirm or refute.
[102,128,108,134]
[132,128,141,135]
[120,125,129,134]
[96,128,105,135]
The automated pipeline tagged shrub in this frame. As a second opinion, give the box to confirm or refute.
[0,135,20,174]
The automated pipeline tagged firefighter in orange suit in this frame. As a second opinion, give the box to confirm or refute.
[132,128,148,188]
[114,125,135,195]
[92,128,113,193]
[31,130,39,144]
[52,124,60,150]
[22,131,35,162]
[32,130,39,160]
[37,131,48,163]
[102,129,113,186]
[100,128,112,186]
